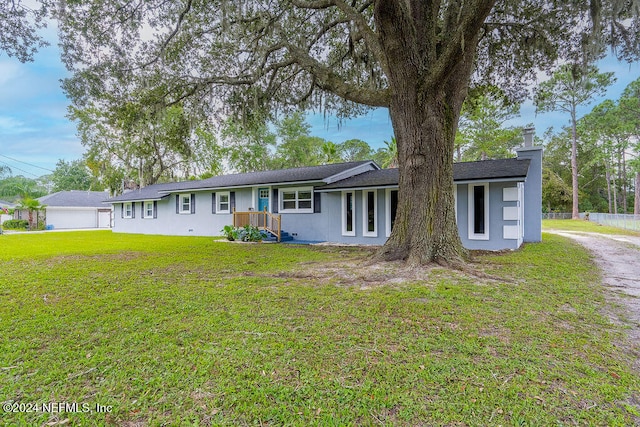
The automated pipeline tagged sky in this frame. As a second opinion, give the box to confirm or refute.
[0,23,639,179]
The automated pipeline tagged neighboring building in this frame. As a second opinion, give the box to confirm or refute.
[38,191,113,229]
[107,145,542,251]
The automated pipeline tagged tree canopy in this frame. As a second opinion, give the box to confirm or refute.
[0,0,48,62]
[52,0,640,264]
[535,64,615,218]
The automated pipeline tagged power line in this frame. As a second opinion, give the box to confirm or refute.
[0,154,55,172]
[0,160,41,178]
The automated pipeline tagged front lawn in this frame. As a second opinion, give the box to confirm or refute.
[1,231,638,425]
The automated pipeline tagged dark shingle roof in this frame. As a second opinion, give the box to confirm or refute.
[108,183,176,203]
[38,191,112,207]
[0,199,16,208]
[319,158,531,190]
[109,161,374,202]
[160,161,372,191]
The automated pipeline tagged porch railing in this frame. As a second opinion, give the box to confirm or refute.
[233,208,282,242]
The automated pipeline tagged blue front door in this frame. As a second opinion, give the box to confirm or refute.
[258,188,270,212]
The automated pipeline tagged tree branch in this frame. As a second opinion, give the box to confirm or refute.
[426,0,496,87]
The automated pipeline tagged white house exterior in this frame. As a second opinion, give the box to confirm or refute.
[38,191,113,229]
[107,146,543,251]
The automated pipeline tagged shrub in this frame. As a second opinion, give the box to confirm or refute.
[3,219,29,230]
[221,225,263,242]
[221,225,239,241]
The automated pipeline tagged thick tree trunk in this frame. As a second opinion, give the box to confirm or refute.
[372,0,493,265]
[378,91,468,265]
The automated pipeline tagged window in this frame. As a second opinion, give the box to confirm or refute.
[144,201,154,219]
[279,187,313,213]
[342,191,355,236]
[385,189,398,237]
[468,183,489,240]
[217,191,230,213]
[124,202,133,218]
[179,194,191,214]
[362,190,377,237]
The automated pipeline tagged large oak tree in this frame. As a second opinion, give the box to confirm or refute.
[53,0,639,265]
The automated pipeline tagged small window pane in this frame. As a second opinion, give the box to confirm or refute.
[299,200,311,209]
[219,194,229,203]
[259,189,269,198]
[283,200,296,210]
[298,191,311,200]
[367,191,375,232]
[346,192,353,232]
[473,185,485,234]
[283,192,296,201]
[390,190,398,231]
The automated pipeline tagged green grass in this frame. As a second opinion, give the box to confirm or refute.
[1,231,638,425]
[543,218,640,236]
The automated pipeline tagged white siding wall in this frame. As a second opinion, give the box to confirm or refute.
[46,207,100,229]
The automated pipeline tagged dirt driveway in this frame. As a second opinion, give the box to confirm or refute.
[546,230,640,370]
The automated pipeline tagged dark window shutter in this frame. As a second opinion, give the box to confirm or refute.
[121,203,123,218]
[211,193,216,214]
[131,202,136,218]
[313,191,321,213]
[153,201,158,219]
[272,189,278,213]
[230,192,236,211]
[190,193,196,214]
[141,202,145,218]
[175,195,179,214]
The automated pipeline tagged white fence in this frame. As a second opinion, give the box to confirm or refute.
[585,213,640,232]
[542,212,640,231]
[542,212,573,220]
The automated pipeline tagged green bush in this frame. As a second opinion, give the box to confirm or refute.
[2,219,29,230]
[220,225,264,242]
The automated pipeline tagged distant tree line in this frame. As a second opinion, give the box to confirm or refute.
[541,76,640,215]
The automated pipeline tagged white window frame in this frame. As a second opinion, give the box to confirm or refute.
[454,184,458,225]
[279,187,313,213]
[124,202,133,219]
[468,183,489,240]
[362,189,378,237]
[143,201,154,219]
[179,194,191,214]
[341,191,356,236]
[385,188,398,237]
[217,191,230,214]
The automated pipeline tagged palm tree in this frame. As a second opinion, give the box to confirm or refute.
[321,141,340,164]
[382,137,398,168]
[16,197,46,230]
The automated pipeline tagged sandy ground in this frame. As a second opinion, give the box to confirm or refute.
[546,230,640,372]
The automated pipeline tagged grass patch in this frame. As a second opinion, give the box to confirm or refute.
[1,231,638,425]
[543,219,640,236]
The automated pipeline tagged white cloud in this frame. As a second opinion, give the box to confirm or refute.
[0,115,35,134]
[0,61,22,85]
